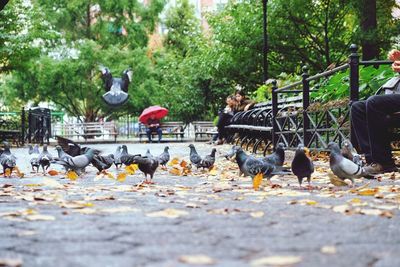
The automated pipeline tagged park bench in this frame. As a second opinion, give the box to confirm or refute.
[138,121,185,142]
[52,122,118,142]
[192,121,217,141]
[0,119,22,146]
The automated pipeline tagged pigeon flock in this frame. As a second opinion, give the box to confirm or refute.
[0,137,374,188]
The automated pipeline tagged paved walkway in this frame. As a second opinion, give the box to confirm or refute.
[0,143,399,267]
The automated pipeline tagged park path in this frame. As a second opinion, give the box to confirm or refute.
[0,142,399,267]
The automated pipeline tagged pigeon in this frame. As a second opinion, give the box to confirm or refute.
[56,136,100,157]
[120,145,141,166]
[38,144,53,173]
[0,142,16,177]
[199,148,217,169]
[113,146,122,169]
[291,144,314,188]
[263,142,285,167]
[100,67,132,107]
[157,146,170,168]
[328,142,366,184]
[28,144,34,155]
[234,147,275,184]
[145,149,153,158]
[53,148,95,175]
[132,155,159,183]
[189,144,202,168]
[29,144,40,173]
[91,154,115,173]
[341,139,363,166]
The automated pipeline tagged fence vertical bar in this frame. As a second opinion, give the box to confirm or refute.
[271,80,278,147]
[302,66,310,146]
[349,44,360,149]
[21,108,25,145]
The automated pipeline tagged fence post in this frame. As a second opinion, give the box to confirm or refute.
[349,44,360,150]
[302,65,310,146]
[21,108,25,145]
[27,109,31,143]
[271,79,278,147]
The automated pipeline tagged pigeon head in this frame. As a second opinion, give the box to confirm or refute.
[328,142,341,154]
[276,143,285,149]
[225,146,239,160]
[122,145,128,152]
[188,144,194,148]
[210,148,217,156]
[43,144,48,152]
[295,144,310,157]
[28,145,33,153]
[341,139,353,149]
[164,146,169,152]
[55,145,62,152]
[5,157,16,168]
[2,141,10,149]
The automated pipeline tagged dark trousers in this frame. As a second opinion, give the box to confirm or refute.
[216,112,233,140]
[146,127,162,142]
[351,94,400,166]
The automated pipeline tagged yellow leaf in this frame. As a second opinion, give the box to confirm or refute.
[250,256,302,266]
[106,172,115,180]
[66,170,78,181]
[328,172,348,186]
[4,169,11,177]
[168,157,180,166]
[48,170,59,176]
[209,166,218,176]
[117,172,127,182]
[14,167,24,178]
[349,198,362,203]
[306,200,318,206]
[179,255,216,265]
[357,188,379,196]
[253,173,263,190]
[25,184,43,187]
[180,160,188,168]
[125,164,138,175]
[169,167,181,176]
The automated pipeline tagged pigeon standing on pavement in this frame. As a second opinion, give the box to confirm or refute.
[234,147,275,184]
[91,154,115,174]
[328,142,365,184]
[120,145,141,166]
[38,144,53,174]
[145,149,153,158]
[291,144,314,188]
[113,146,122,169]
[53,148,95,175]
[199,148,217,169]
[263,142,285,167]
[157,146,170,168]
[29,144,40,173]
[341,139,363,166]
[132,155,159,183]
[0,142,16,177]
[189,144,202,168]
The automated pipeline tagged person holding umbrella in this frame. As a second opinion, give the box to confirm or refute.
[139,106,168,143]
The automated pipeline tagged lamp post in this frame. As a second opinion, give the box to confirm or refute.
[262,0,268,83]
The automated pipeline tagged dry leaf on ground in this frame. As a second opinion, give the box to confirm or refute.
[250,255,302,266]
[178,255,216,265]
[146,208,188,219]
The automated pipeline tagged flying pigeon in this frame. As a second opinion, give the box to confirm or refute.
[291,144,314,188]
[132,155,159,183]
[328,142,366,184]
[199,148,217,169]
[157,146,170,168]
[341,139,363,166]
[53,148,95,175]
[0,142,16,177]
[189,144,202,168]
[38,144,53,174]
[56,136,100,157]
[29,144,40,173]
[100,67,132,107]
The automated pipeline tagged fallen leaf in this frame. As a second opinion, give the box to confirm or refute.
[117,172,127,182]
[25,214,55,221]
[328,172,348,186]
[168,157,180,166]
[180,160,188,168]
[100,206,139,213]
[125,164,138,175]
[321,245,337,254]
[146,208,188,219]
[106,172,115,180]
[178,255,216,265]
[66,170,78,181]
[4,169,11,177]
[48,170,59,176]
[169,167,181,176]
[253,173,263,190]
[0,258,23,267]
[250,255,302,266]
[357,188,379,196]
[250,211,264,218]
[209,166,218,176]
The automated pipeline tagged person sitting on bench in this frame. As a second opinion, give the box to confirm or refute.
[145,114,162,143]
[351,49,400,174]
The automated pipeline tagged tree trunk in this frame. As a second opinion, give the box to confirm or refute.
[360,0,378,60]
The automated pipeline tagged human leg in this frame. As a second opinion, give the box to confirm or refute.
[146,128,152,143]
[350,100,372,163]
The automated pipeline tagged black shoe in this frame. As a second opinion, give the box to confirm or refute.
[363,163,398,175]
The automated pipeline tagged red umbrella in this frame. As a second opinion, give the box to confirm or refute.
[139,106,169,124]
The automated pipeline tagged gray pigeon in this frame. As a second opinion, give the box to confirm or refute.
[55,145,73,172]
[56,136,100,157]
[91,154,114,173]
[120,145,141,166]
[199,148,217,169]
[189,144,202,168]
[328,142,366,184]
[341,139,363,166]
[291,144,314,188]
[29,144,40,173]
[132,155,159,183]
[157,146,170,168]
[38,144,53,174]
[234,147,275,184]
[53,148,95,175]
[0,142,16,177]
[100,67,132,107]
[263,142,285,167]
[28,145,34,155]
[113,146,122,169]
[145,149,153,158]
